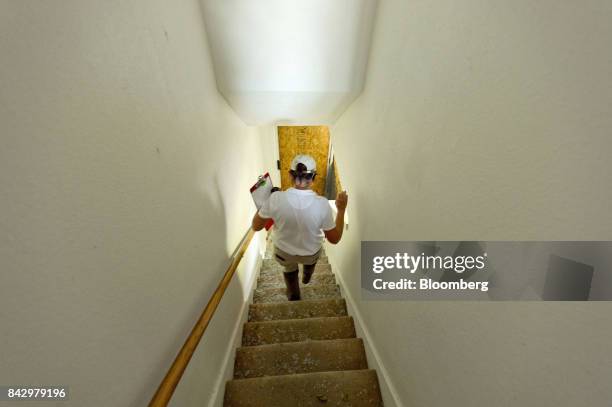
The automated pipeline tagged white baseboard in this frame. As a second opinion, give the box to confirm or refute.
[333,263,403,407]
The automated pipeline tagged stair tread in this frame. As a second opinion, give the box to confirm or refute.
[234,338,366,379]
[242,316,356,346]
[253,284,341,304]
[259,265,331,278]
[248,298,347,322]
[259,263,332,276]
[224,369,383,407]
[257,273,336,290]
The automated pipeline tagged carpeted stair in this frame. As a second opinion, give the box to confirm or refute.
[223,242,384,406]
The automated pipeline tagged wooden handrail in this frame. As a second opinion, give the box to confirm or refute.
[149,228,256,407]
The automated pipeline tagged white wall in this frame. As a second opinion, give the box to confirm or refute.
[328,0,612,406]
[0,1,267,405]
[255,125,282,188]
[200,0,378,125]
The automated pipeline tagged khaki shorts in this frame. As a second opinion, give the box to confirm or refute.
[273,246,322,273]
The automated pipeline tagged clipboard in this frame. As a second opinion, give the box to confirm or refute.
[250,172,275,230]
[250,172,273,209]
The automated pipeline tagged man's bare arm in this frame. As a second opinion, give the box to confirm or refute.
[252,212,270,231]
[324,191,348,244]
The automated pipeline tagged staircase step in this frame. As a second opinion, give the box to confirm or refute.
[224,369,383,407]
[260,261,332,274]
[262,257,329,271]
[259,262,332,278]
[253,284,341,304]
[242,316,356,346]
[234,338,367,379]
[248,298,347,322]
[257,270,336,289]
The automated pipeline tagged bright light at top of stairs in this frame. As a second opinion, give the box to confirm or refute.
[200,0,379,125]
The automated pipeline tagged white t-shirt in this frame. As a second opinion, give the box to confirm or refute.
[259,188,335,256]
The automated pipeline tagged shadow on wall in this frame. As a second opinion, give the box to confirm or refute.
[136,174,252,407]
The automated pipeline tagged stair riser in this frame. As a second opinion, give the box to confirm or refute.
[234,338,367,379]
[242,316,356,346]
[248,299,348,322]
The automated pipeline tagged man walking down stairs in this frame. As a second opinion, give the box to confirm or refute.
[251,154,347,302]
[223,243,384,406]
[230,154,383,405]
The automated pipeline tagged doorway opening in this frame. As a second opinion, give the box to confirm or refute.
[277,125,342,200]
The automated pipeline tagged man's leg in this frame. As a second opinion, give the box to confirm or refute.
[302,263,315,284]
[301,248,322,285]
[274,246,301,301]
[282,270,300,301]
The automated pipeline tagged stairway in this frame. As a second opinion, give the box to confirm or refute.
[223,242,384,406]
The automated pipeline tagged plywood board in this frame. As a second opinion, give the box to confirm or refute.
[278,126,330,196]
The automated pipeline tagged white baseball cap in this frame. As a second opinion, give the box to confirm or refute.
[290,154,317,172]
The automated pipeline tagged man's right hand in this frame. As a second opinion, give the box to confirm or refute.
[335,190,348,211]
[326,191,348,244]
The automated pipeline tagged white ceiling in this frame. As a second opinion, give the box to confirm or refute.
[200,0,378,126]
